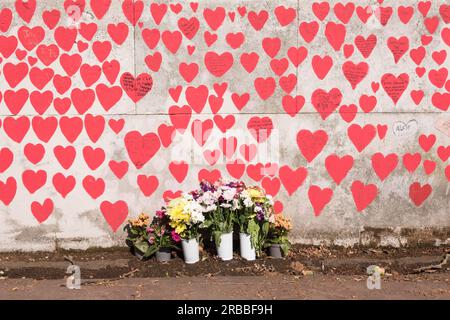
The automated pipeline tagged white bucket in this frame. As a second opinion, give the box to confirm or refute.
[239,233,256,261]
[181,238,200,264]
[216,232,233,261]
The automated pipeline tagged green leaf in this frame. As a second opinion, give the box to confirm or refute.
[134,240,150,254]
[213,231,222,247]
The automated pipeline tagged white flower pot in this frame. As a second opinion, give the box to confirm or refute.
[217,232,233,261]
[239,233,256,261]
[181,238,200,264]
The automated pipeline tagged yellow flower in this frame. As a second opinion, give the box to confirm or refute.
[138,213,149,221]
[173,223,187,234]
[247,187,263,198]
[167,197,190,236]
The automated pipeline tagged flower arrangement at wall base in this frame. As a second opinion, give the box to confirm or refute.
[125,212,179,262]
[166,194,205,264]
[265,214,292,258]
[238,186,274,260]
[124,179,292,263]
[198,180,245,261]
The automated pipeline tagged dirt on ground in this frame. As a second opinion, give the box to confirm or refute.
[0,245,448,280]
[0,273,449,300]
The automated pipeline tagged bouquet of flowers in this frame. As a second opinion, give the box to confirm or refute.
[199,180,245,246]
[125,179,293,262]
[264,213,292,256]
[166,193,205,240]
[125,211,179,259]
[238,186,274,256]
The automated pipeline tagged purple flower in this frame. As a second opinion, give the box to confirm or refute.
[200,180,218,192]
[256,211,265,221]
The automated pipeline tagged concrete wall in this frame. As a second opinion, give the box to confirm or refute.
[0,0,449,251]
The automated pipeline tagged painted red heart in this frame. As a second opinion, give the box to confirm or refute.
[191,119,213,146]
[279,165,307,196]
[296,129,328,162]
[312,55,333,80]
[247,117,273,143]
[418,134,436,152]
[308,185,333,216]
[120,72,153,103]
[381,73,409,104]
[261,176,281,197]
[85,114,105,143]
[22,169,47,194]
[109,160,129,179]
[169,161,188,183]
[60,116,83,143]
[83,146,105,170]
[387,36,409,63]
[342,61,369,89]
[226,160,246,180]
[371,153,398,181]
[124,131,161,169]
[122,0,143,26]
[0,8,13,32]
[90,0,111,19]
[137,175,159,197]
[311,88,342,120]
[31,199,54,223]
[348,124,376,152]
[325,22,346,51]
[100,200,128,232]
[15,0,36,23]
[54,146,76,169]
[203,7,226,31]
[53,173,76,198]
[198,168,221,184]
[325,154,353,185]
[32,116,57,143]
[0,148,14,173]
[351,181,378,212]
[354,34,377,58]
[437,146,450,162]
[0,177,16,205]
[403,153,421,173]
[204,51,234,77]
[3,116,30,143]
[82,175,105,199]
[409,182,432,207]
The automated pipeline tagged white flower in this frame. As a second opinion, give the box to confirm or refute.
[221,186,236,201]
[203,204,217,212]
[269,214,275,223]
[232,198,241,211]
[220,203,232,208]
[199,191,218,206]
[182,193,194,201]
[243,197,253,208]
[191,209,205,223]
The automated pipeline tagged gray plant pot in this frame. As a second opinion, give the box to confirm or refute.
[132,248,145,261]
[156,248,171,262]
[269,244,283,259]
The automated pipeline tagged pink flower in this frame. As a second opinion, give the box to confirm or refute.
[156,210,165,218]
[171,230,181,242]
